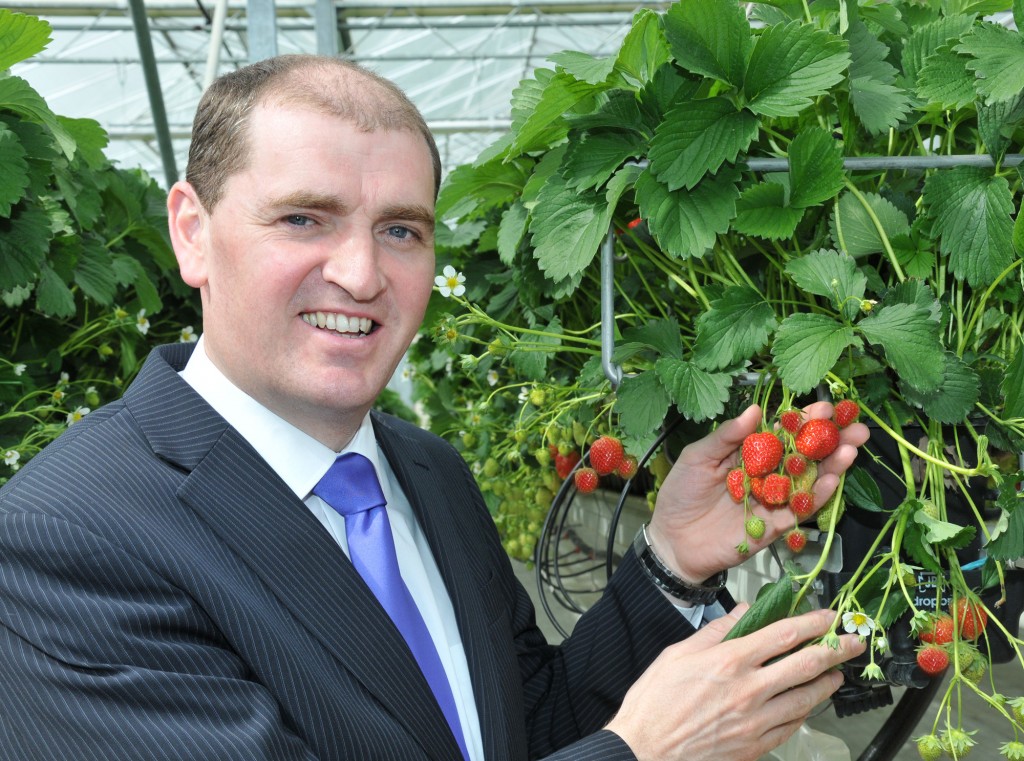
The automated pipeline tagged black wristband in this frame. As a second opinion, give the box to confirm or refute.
[632,524,727,605]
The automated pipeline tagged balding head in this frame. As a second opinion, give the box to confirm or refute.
[186,55,441,210]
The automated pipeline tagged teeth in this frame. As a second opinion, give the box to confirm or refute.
[302,312,373,335]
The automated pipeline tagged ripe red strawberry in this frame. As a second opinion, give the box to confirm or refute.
[574,467,600,493]
[916,645,950,676]
[589,435,624,476]
[741,432,784,477]
[745,516,766,540]
[834,399,861,428]
[762,473,792,507]
[749,476,766,504]
[616,454,639,479]
[726,468,748,502]
[784,454,807,477]
[953,598,988,640]
[789,491,815,519]
[794,418,841,461]
[920,614,955,645]
[555,450,580,480]
[779,410,802,434]
[785,528,807,553]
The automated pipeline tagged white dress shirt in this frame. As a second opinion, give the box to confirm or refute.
[180,337,484,760]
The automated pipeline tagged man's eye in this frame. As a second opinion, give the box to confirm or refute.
[387,225,413,239]
[285,214,314,227]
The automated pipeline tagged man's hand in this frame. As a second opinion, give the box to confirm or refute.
[605,606,865,761]
[647,404,869,584]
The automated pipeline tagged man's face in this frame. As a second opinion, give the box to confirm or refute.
[177,104,436,447]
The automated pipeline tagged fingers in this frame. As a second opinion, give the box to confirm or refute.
[733,608,838,666]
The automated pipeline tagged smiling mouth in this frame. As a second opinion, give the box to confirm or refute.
[301,311,375,336]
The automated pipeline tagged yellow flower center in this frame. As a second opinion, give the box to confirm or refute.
[446,276,460,289]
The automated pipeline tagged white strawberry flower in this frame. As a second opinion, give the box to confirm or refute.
[434,265,466,298]
[842,610,876,637]
[66,406,90,426]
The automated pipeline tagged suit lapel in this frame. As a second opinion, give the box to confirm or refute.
[375,415,519,761]
[127,346,462,761]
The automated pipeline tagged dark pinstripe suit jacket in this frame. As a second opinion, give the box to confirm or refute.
[0,343,696,760]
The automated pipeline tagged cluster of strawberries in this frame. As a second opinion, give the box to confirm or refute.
[915,597,989,679]
[727,400,860,554]
[572,435,639,492]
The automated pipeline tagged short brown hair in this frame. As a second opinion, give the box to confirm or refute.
[186,55,442,209]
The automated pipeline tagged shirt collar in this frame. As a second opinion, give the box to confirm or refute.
[179,335,386,502]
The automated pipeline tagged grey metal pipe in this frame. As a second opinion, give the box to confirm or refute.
[601,230,623,390]
[126,0,178,186]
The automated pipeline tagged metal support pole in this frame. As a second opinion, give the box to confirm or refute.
[126,0,178,187]
[203,0,230,88]
[314,0,338,55]
[600,231,623,390]
[247,0,278,63]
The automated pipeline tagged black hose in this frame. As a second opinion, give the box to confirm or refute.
[856,677,943,761]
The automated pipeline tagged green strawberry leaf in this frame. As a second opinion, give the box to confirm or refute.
[901,15,975,86]
[0,76,74,159]
[655,357,732,422]
[35,263,75,318]
[733,181,803,239]
[510,318,561,381]
[635,166,740,259]
[1002,344,1024,419]
[787,127,845,209]
[74,238,117,305]
[508,69,594,158]
[923,166,1014,287]
[619,317,683,359]
[648,98,759,191]
[497,201,529,266]
[978,91,1024,160]
[844,465,885,511]
[693,285,779,371]
[615,370,671,438]
[724,573,796,640]
[772,313,859,395]
[0,9,51,73]
[846,21,911,134]
[563,129,646,191]
[548,50,616,85]
[0,124,30,216]
[900,352,980,424]
[986,478,1024,561]
[913,510,977,550]
[916,45,977,109]
[785,249,867,320]
[662,0,751,87]
[0,201,50,291]
[878,279,942,323]
[744,22,850,117]
[436,156,530,221]
[956,22,1024,103]
[857,303,944,392]
[902,516,943,574]
[58,116,108,171]
[614,8,672,86]
[829,190,910,258]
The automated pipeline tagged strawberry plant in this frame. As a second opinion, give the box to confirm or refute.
[412,0,1024,752]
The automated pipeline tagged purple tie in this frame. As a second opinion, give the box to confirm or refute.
[313,452,469,761]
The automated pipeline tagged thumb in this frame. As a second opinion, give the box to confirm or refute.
[679,603,750,652]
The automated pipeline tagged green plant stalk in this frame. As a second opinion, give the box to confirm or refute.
[860,404,988,478]
[959,258,1024,354]
[842,179,906,283]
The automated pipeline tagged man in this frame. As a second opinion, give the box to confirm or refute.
[0,55,868,760]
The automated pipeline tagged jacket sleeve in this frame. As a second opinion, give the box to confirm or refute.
[0,511,318,761]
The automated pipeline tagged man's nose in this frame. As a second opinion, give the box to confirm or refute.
[320,230,386,301]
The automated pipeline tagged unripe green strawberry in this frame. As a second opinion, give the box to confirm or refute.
[793,461,818,493]
[534,447,551,466]
[741,432,784,477]
[1001,740,1024,761]
[589,435,624,476]
[954,641,979,670]
[574,467,600,493]
[834,399,861,428]
[785,528,807,553]
[745,516,766,540]
[916,645,950,676]
[940,728,976,758]
[529,388,546,406]
[963,658,986,684]
[794,418,841,460]
[915,734,943,761]
[483,458,500,478]
[762,473,792,507]
[1009,696,1024,724]
[726,468,747,502]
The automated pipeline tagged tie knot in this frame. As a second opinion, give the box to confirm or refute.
[313,452,387,516]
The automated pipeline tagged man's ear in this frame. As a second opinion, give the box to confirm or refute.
[167,180,209,288]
